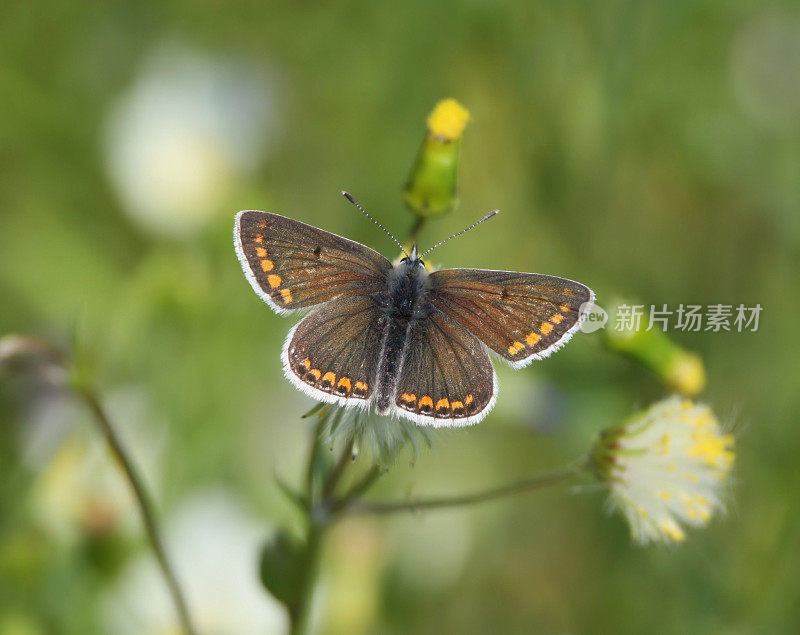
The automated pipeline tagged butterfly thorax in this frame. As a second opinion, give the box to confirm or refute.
[383,255,429,319]
[374,253,431,414]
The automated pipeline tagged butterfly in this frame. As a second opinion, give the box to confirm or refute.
[234,192,594,427]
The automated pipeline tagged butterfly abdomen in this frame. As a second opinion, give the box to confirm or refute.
[375,319,409,414]
[374,259,429,414]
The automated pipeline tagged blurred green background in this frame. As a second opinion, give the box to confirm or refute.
[1,3,799,634]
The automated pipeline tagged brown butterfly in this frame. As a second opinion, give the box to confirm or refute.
[234,192,594,427]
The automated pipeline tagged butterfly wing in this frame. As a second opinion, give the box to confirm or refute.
[283,295,386,407]
[392,309,496,426]
[428,268,594,368]
[234,211,393,313]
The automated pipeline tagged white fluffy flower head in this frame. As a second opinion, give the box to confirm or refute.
[105,42,279,238]
[592,396,735,545]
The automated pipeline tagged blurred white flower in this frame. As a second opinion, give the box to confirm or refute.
[592,396,735,545]
[105,42,280,237]
[731,14,800,131]
[22,386,165,544]
[105,488,287,635]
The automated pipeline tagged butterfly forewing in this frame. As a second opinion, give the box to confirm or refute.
[392,310,496,426]
[283,295,385,406]
[428,269,594,368]
[235,211,392,313]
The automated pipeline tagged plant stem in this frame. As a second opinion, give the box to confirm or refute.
[0,335,197,635]
[407,216,427,246]
[291,429,358,634]
[78,388,197,635]
[289,521,323,635]
[322,437,354,500]
[334,464,382,511]
[342,464,583,517]
[305,418,327,501]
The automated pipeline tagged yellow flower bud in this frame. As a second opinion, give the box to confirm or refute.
[403,98,470,218]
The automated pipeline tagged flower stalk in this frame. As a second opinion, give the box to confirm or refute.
[0,335,197,635]
[340,463,584,517]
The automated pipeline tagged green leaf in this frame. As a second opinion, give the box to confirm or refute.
[259,529,306,608]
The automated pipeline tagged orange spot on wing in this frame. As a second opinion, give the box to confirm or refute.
[418,395,434,409]
[300,358,311,370]
[337,377,352,392]
[435,398,450,412]
[256,247,268,258]
[464,394,474,406]
[261,260,274,272]
[321,372,336,385]
[451,400,464,411]
[254,233,264,243]
[280,288,293,303]
[526,332,541,346]
[256,219,268,229]
[550,313,564,324]
[400,393,416,404]
[540,322,554,335]
[308,368,321,381]
[267,274,282,288]
[559,302,570,313]
[507,341,525,355]
[354,381,369,394]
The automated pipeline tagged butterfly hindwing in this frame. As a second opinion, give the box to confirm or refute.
[283,295,386,406]
[392,309,496,426]
[428,268,594,368]
[235,211,393,313]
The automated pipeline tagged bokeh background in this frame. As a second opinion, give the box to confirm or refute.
[1,3,799,634]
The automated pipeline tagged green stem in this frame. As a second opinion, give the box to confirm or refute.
[407,216,427,246]
[78,388,197,635]
[342,463,583,517]
[322,437,354,500]
[1,336,197,635]
[291,433,357,634]
[305,418,327,502]
[334,465,382,511]
[289,521,323,635]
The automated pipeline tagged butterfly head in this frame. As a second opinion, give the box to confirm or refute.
[400,245,425,269]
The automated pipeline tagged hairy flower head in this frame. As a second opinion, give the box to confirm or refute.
[592,396,734,545]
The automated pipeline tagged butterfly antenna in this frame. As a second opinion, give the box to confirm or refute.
[420,210,499,258]
[342,191,408,257]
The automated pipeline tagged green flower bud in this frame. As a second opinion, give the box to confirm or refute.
[603,301,706,395]
[403,99,470,218]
